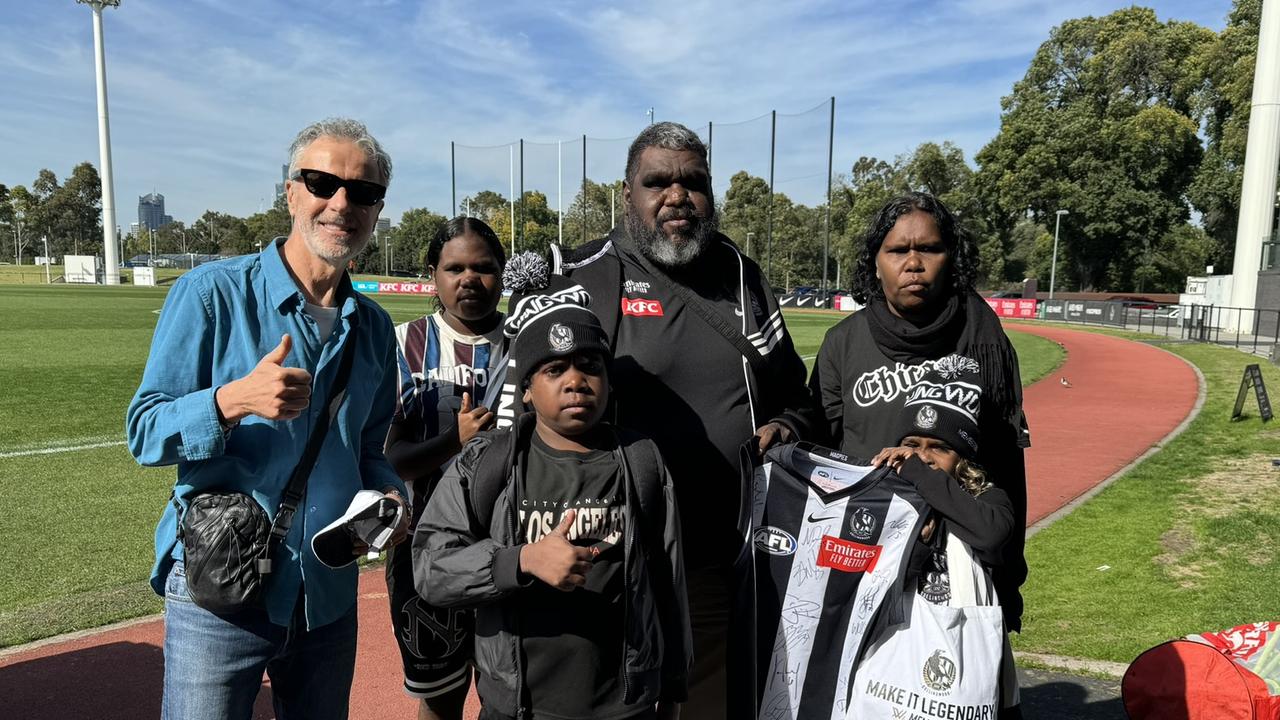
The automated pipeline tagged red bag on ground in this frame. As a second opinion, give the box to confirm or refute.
[1123,622,1280,720]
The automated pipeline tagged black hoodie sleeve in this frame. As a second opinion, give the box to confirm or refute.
[897,455,1015,567]
[384,416,462,485]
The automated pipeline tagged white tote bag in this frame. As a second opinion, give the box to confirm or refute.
[846,532,1006,719]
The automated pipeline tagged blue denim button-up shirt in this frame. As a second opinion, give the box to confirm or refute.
[126,238,406,629]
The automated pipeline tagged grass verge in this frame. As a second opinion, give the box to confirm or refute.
[1007,330,1065,386]
[1011,330,1280,665]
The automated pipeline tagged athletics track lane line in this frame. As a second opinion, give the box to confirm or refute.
[0,324,1203,720]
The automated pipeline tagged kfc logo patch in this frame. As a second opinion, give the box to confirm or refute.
[621,297,664,317]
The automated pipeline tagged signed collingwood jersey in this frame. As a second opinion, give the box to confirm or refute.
[737,442,930,720]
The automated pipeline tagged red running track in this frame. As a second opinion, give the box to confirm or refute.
[0,323,1200,719]
[1011,324,1199,526]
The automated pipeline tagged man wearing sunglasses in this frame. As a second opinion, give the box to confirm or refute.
[127,117,410,720]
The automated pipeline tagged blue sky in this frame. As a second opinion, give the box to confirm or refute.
[1,0,1233,229]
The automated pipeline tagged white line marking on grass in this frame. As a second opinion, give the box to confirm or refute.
[0,440,127,459]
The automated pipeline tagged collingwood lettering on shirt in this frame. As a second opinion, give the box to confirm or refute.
[851,353,981,417]
[736,443,930,720]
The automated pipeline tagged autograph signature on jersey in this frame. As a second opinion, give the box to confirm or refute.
[780,596,822,626]
[884,517,911,542]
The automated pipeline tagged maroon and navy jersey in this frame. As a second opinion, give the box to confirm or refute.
[735,443,930,720]
[393,312,505,438]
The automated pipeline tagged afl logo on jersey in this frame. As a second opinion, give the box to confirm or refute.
[548,323,575,352]
[850,507,876,540]
[753,526,797,556]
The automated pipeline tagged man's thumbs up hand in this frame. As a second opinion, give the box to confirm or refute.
[260,333,293,366]
[215,333,314,423]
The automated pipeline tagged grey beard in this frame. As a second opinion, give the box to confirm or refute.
[624,211,719,269]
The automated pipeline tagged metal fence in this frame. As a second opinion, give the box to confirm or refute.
[451,99,837,289]
[1040,299,1280,356]
[125,253,224,269]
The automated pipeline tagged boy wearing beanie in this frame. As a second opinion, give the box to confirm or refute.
[412,263,690,720]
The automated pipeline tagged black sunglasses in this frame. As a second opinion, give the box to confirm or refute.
[292,168,386,206]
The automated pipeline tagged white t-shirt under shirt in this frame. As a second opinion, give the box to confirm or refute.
[304,301,340,342]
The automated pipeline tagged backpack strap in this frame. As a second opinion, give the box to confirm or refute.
[463,415,533,534]
[612,428,663,520]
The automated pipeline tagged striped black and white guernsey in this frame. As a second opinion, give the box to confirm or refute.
[733,442,931,720]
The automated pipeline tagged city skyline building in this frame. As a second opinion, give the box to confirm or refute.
[137,192,172,230]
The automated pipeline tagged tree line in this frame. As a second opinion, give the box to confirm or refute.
[0,2,1267,292]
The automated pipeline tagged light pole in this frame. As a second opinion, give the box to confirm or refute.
[13,219,23,265]
[1049,209,1069,299]
[75,0,122,284]
[204,215,216,253]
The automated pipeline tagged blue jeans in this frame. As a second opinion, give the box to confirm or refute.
[161,561,358,720]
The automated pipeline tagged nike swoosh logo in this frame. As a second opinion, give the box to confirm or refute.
[807,513,839,523]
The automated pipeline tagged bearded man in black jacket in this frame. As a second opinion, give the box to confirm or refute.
[545,121,817,720]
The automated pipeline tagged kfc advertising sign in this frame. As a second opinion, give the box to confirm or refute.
[379,282,437,295]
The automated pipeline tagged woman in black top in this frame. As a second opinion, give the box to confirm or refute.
[808,191,1030,635]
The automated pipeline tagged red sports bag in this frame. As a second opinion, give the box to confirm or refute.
[1123,622,1280,720]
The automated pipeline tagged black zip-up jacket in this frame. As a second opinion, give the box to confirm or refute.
[541,228,820,567]
[551,228,817,441]
[412,413,691,718]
